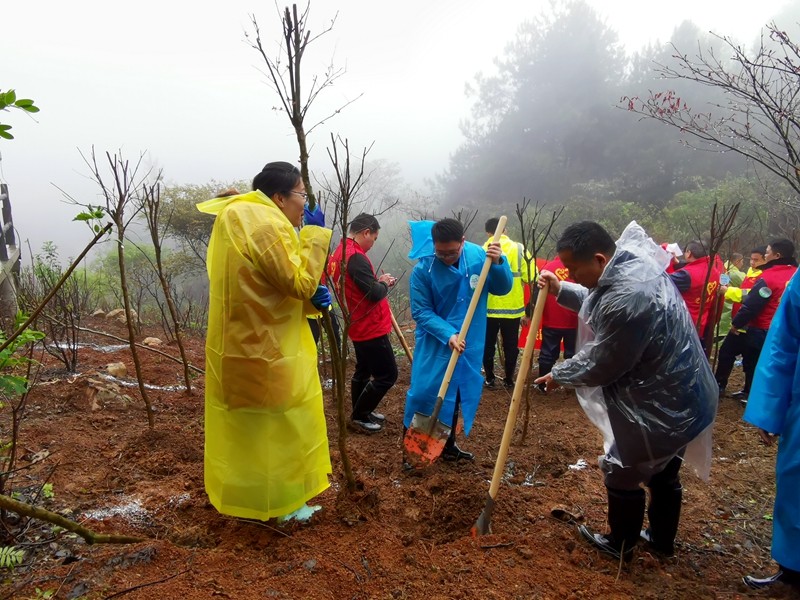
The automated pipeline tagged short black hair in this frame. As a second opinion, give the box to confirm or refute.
[556,221,615,261]
[752,246,767,256]
[252,161,301,197]
[685,240,708,258]
[485,217,499,234]
[349,213,380,234]
[730,252,743,262]
[432,218,464,243]
[768,238,795,259]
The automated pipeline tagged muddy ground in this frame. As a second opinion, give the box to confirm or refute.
[1,316,797,599]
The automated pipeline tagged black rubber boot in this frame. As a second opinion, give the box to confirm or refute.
[581,487,645,561]
[642,485,682,556]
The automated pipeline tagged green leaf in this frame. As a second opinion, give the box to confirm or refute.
[2,90,16,104]
[73,212,93,222]
[0,129,13,140]
[13,99,34,107]
[22,105,40,114]
[0,546,24,569]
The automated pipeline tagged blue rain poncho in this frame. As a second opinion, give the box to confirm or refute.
[197,190,332,521]
[743,271,800,571]
[551,222,718,483]
[403,221,513,434]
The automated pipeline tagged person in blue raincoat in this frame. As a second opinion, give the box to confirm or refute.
[742,271,800,590]
[403,218,512,464]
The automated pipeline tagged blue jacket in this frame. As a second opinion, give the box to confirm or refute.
[403,240,513,434]
[743,271,800,570]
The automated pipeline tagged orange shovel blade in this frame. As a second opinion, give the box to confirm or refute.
[403,418,450,469]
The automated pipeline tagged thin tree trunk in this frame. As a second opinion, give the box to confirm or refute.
[116,233,154,428]
[322,310,355,491]
[153,250,192,393]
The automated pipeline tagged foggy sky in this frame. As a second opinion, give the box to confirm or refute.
[1,0,790,260]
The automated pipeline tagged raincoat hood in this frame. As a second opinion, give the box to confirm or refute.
[197,189,273,217]
[597,221,671,288]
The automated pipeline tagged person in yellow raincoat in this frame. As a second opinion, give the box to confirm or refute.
[197,161,333,521]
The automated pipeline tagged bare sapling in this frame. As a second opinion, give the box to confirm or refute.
[247,3,361,211]
[83,149,155,428]
[514,198,563,444]
[138,180,193,393]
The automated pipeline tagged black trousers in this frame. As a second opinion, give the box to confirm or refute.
[741,328,767,394]
[715,330,748,391]
[351,334,398,420]
[308,311,342,347]
[483,317,521,383]
[538,327,577,372]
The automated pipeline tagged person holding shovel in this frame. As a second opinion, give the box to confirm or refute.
[402,218,512,465]
[534,220,717,561]
[327,213,398,434]
[198,161,333,522]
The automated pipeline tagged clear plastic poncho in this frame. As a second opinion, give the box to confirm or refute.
[552,221,718,482]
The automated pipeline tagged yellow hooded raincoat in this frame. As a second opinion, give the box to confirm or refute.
[197,190,332,520]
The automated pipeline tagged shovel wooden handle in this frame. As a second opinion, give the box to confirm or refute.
[390,310,413,364]
[428,216,507,427]
[488,280,549,499]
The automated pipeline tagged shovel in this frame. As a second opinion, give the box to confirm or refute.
[404,216,507,469]
[471,280,549,536]
[390,310,413,365]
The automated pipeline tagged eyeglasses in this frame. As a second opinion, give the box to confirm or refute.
[435,243,463,260]
[290,190,309,201]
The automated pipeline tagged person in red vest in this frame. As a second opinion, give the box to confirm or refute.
[729,238,798,403]
[536,254,578,392]
[715,246,766,398]
[327,213,398,433]
[669,240,722,349]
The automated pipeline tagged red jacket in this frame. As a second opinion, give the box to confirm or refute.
[542,256,578,330]
[733,264,798,330]
[327,239,392,342]
[675,255,722,333]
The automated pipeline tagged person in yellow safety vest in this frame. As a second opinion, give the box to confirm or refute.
[715,246,766,398]
[482,217,534,389]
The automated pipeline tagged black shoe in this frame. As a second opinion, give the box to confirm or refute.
[503,380,514,389]
[349,418,382,434]
[743,570,800,589]
[578,525,634,561]
[730,390,748,400]
[536,382,547,393]
[369,411,385,423]
[441,444,474,462]
[484,379,497,389]
[640,528,675,557]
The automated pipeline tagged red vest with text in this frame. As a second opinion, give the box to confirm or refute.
[542,256,578,330]
[327,239,392,342]
[750,264,798,329]
[680,255,722,333]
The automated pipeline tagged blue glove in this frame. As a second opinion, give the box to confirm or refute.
[310,285,331,310]
[303,203,325,227]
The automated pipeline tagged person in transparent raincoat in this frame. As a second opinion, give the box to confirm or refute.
[742,271,800,590]
[535,221,718,560]
[197,162,333,521]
